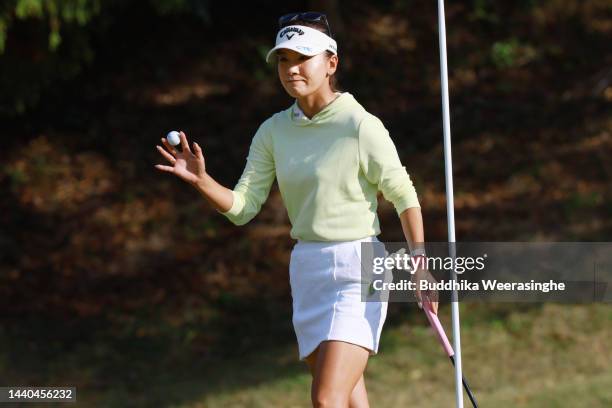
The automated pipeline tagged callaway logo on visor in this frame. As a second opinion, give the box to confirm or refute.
[266,25,337,63]
[280,27,305,40]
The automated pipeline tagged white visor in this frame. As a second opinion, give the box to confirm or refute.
[266,25,338,63]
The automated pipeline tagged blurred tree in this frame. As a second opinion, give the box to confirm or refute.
[309,0,344,36]
[0,0,211,116]
[0,0,102,54]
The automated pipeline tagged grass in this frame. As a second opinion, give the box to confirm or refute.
[69,303,610,407]
[2,304,610,407]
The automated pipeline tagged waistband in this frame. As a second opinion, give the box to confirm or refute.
[294,235,380,249]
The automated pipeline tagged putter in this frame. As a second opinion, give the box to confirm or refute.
[422,297,479,408]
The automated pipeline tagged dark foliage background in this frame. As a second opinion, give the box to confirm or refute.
[0,0,610,405]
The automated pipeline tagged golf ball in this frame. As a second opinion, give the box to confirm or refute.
[166,131,180,146]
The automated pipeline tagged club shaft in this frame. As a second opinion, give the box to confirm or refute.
[450,356,479,408]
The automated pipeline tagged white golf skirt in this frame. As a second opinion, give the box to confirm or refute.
[289,235,393,361]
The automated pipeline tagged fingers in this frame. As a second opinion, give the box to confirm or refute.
[161,138,178,156]
[193,141,204,161]
[414,271,437,311]
[157,145,176,164]
[179,131,192,155]
[425,284,438,313]
[387,247,406,259]
[423,293,439,315]
[428,299,438,315]
[429,287,439,302]
[412,270,422,308]
[154,164,174,173]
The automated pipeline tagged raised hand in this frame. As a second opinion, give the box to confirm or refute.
[155,131,206,186]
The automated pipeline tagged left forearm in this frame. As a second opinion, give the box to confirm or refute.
[399,207,425,254]
[401,206,438,313]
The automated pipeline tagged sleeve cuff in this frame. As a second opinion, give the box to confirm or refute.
[395,199,421,217]
[217,190,243,217]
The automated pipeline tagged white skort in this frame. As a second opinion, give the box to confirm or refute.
[289,235,393,361]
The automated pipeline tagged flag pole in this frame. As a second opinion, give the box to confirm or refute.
[436,1,464,407]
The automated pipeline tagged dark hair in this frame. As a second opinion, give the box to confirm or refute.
[279,19,341,93]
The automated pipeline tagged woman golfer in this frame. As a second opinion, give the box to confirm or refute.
[156,12,438,407]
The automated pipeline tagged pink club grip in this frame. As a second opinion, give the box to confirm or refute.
[423,297,454,357]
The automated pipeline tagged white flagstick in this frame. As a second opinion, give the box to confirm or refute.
[437,0,464,407]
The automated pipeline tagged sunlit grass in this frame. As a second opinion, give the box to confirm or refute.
[138,303,612,408]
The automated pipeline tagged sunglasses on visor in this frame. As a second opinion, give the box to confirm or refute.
[278,12,332,37]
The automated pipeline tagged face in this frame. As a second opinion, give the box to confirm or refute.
[276,49,337,98]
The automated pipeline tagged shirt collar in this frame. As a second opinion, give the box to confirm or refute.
[291,92,343,122]
[292,103,307,120]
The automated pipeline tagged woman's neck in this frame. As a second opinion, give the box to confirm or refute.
[296,89,340,119]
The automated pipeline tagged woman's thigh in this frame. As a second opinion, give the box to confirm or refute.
[304,347,320,376]
[310,340,370,405]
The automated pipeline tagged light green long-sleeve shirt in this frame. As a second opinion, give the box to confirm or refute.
[217,91,420,241]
